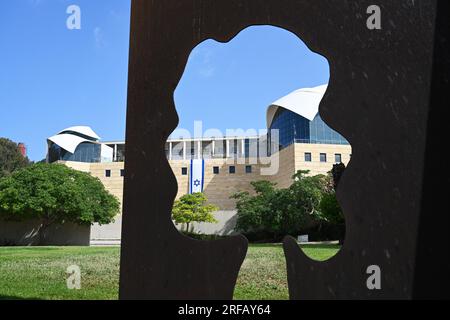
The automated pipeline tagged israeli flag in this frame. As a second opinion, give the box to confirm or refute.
[190,159,205,194]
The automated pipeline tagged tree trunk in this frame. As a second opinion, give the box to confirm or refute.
[37,218,52,246]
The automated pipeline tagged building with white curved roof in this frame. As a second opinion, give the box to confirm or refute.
[267,85,349,149]
[48,86,352,241]
[47,126,113,163]
[57,126,101,140]
[267,84,328,126]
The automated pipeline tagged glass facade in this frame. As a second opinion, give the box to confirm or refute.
[269,107,349,150]
[48,142,101,163]
[116,145,125,162]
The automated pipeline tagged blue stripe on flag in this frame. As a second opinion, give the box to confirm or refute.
[190,159,193,194]
[201,159,205,192]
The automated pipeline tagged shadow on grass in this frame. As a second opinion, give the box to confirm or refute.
[298,244,341,250]
[248,243,340,250]
[0,295,44,301]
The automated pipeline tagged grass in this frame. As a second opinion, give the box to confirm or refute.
[0,247,120,300]
[0,244,339,300]
[234,244,340,300]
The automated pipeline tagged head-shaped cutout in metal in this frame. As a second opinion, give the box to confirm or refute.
[120,0,449,300]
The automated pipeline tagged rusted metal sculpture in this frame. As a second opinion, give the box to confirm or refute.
[120,0,449,300]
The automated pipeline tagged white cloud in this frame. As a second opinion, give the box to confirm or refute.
[198,66,216,78]
[195,48,216,78]
[29,0,43,6]
[94,27,105,48]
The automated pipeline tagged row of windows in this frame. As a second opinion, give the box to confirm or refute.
[104,152,346,178]
[104,169,125,178]
[104,166,255,178]
[181,165,253,176]
[167,138,268,160]
[104,153,345,178]
[304,152,348,163]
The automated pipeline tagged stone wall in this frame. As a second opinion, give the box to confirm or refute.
[268,144,296,188]
[294,143,352,176]
[0,219,90,246]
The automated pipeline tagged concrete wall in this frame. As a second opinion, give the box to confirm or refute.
[0,219,90,246]
[90,216,122,240]
[176,210,239,236]
[89,212,238,239]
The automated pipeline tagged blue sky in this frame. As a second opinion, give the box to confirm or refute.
[0,1,329,161]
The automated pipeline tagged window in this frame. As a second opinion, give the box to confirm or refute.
[335,154,342,163]
[244,139,250,158]
[245,165,252,174]
[105,170,111,177]
[305,153,312,162]
[120,169,125,177]
[320,153,327,163]
[230,140,238,159]
[229,166,236,174]
[213,167,219,174]
[181,167,188,176]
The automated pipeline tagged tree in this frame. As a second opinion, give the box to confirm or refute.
[319,192,345,225]
[172,193,218,233]
[318,164,346,225]
[232,171,325,240]
[0,163,120,244]
[331,162,346,190]
[0,138,31,179]
[318,167,346,244]
[232,181,277,236]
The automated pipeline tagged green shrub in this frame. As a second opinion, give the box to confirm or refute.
[0,163,120,245]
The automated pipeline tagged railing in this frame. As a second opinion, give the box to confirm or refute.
[294,139,350,145]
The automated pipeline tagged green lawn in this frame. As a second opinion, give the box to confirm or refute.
[0,244,339,300]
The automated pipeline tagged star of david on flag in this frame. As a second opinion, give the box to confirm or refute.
[190,159,205,194]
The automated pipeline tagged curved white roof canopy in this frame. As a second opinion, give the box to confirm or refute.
[47,133,97,154]
[267,84,328,128]
[58,126,100,140]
